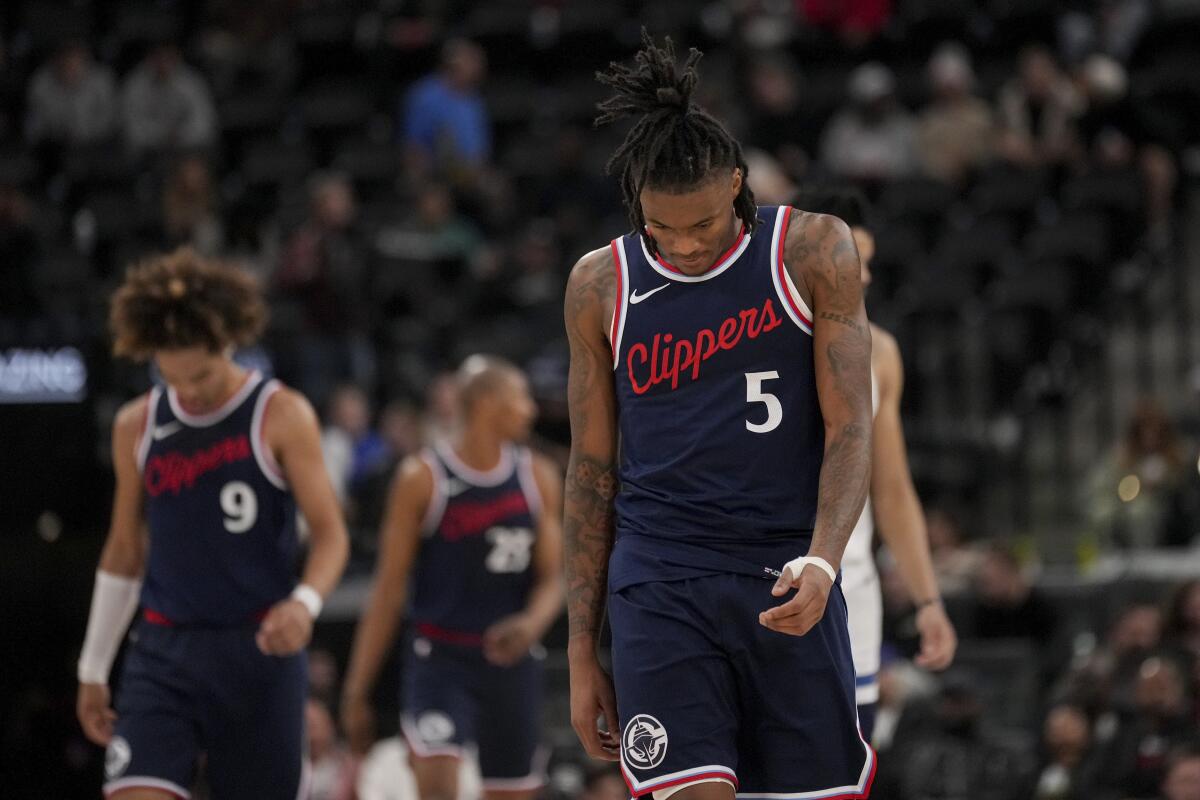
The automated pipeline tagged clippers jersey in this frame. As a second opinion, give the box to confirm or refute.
[135,370,297,626]
[409,441,543,637]
[608,205,825,590]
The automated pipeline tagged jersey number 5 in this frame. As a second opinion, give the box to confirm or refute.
[485,526,535,574]
[746,371,782,433]
[220,481,258,533]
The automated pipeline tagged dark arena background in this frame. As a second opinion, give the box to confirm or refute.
[2,1,1200,798]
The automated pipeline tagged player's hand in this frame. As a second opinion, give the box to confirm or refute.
[759,562,834,636]
[483,613,537,667]
[255,598,314,656]
[341,691,376,756]
[78,682,117,746]
[568,651,620,762]
[914,602,957,671]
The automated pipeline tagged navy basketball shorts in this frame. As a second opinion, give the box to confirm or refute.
[609,573,875,798]
[104,620,308,799]
[401,634,546,791]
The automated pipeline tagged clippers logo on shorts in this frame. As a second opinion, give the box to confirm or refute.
[105,735,131,780]
[622,714,668,770]
[417,711,456,744]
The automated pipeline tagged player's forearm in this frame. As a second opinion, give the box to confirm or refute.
[563,452,617,655]
[299,520,350,599]
[810,422,872,570]
[523,575,565,640]
[96,532,146,578]
[342,580,407,701]
[874,484,941,604]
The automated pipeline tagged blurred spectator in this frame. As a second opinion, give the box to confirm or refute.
[745,148,798,206]
[916,43,995,185]
[307,698,356,800]
[873,656,938,752]
[743,52,812,178]
[121,42,218,156]
[320,384,390,514]
[925,505,981,595]
[274,171,373,409]
[1024,704,1102,800]
[1072,55,1177,253]
[891,669,1033,800]
[421,371,460,444]
[995,45,1083,169]
[1159,745,1200,800]
[161,154,223,256]
[798,0,893,49]
[1164,580,1200,663]
[379,400,423,462]
[819,62,918,181]
[308,647,342,710]
[0,185,41,321]
[1095,656,1195,799]
[24,41,117,146]
[198,0,299,96]
[402,38,491,179]
[1058,0,1152,65]
[966,544,1057,647]
[1086,399,1192,550]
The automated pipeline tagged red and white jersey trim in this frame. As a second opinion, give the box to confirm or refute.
[640,225,751,283]
[515,448,543,521]
[166,370,261,427]
[135,387,162,473]
[250,379,287,490]
[610,238,631,369]
[419,448,449,537]
[769,206,814,335]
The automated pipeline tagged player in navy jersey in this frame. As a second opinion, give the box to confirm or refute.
[564,33,876,799]
[76,250,349,800]
[793,186,957,740]
[341,356,564,800]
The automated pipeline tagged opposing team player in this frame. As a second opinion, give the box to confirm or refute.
[794,186,957,739]
[565,33,875,799]
[341,356,563,800]
[76,249,350,799]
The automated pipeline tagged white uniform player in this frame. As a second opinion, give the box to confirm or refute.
[843,371,882,707]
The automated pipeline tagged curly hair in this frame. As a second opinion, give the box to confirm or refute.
[109,248,267,360]
[595,29,757,253]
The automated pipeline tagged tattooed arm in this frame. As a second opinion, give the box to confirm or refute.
[563,245,621,760]
[760,210,873,636]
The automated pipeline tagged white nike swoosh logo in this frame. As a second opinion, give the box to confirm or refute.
[445,478,470,498]
[152,421,184,441]
[629,284,670,304]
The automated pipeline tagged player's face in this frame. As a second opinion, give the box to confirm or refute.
[852,226,875,287]
[494,373,538,442]
[640,169,742,275]
[155,347,237,413]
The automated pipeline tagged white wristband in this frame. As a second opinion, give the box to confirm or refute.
[780,555,838,584]
[78,571,142,685]
[290,584,323,619]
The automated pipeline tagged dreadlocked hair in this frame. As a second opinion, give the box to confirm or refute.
[595,29,757,253]
[109,248,267,361]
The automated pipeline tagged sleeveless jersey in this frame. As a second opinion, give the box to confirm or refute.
[608,205,825,590]
[135,371,298,626]
[409,441,543,638]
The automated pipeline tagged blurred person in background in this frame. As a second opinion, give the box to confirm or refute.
[308,697,356,800]
[1023,703,1102,800]
[121,41,217,156]
[1095,656,1195,799]
[1086,398,1192,550]
[1158,745,1200,800]
[925,504,982,595]
[321,384,390,515]
[742,51,812,179]
[160,153,223,256]
[76,250,348,799]
[341,356,563,800]
[421,372,460,444]
[0,183,41,322]
[995,45,1083,169]
[274,171,373,410]
[1164,580,1200,663]
[819,61,918,181]
[24,40,117,147]
[402,38,491,181]
[795,185,957,739]
[916,43,995,185]
[966,543,1057,648]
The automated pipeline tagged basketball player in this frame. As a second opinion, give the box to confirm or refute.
[565,33,875,799]
[793,186,957,740]
[341,356,563,800]
[76,249,350,799]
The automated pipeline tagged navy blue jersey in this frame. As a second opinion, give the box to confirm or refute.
[135,371,298,625]
[608,205,824,589]
[409,441,543,638]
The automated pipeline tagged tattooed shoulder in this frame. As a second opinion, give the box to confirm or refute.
[785,210,860,312]
[565,245,617,327]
